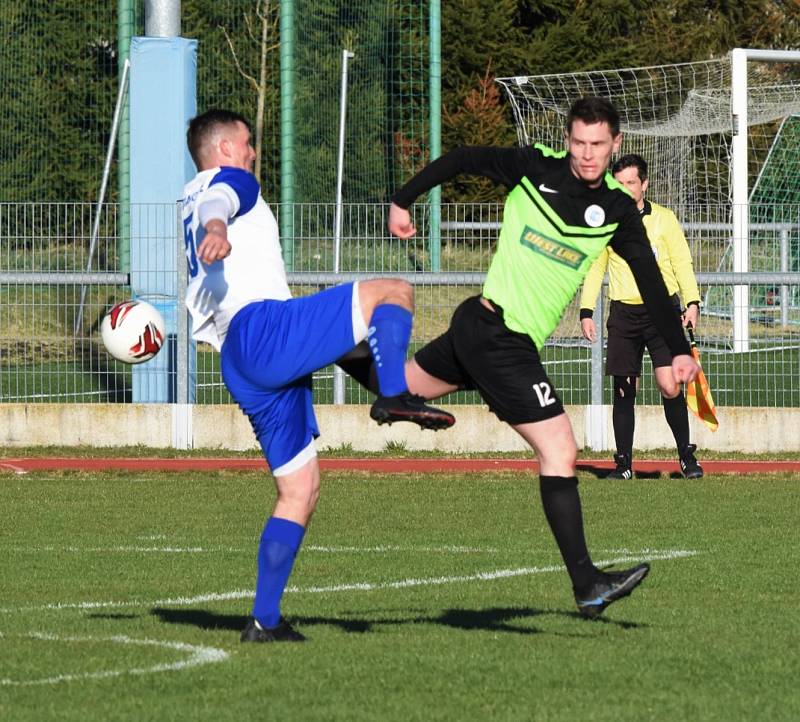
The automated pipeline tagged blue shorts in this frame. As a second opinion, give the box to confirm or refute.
[221,283,359,475]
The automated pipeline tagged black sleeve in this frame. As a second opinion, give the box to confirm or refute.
[610,209,691,357]
[391,146,533,209]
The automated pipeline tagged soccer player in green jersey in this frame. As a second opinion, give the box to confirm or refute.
[389,97,700,618]
[579,153,704,480]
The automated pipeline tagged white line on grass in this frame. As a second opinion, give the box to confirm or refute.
[2,543,498,555]
[305,544,500,554]
[0,632,228,686]
[0,549,697,615]
[4,546,221,554]
[285,550,697,594]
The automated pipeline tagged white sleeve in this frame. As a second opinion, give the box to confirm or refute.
[197,184,239,226]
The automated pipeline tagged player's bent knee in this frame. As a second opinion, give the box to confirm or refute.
[523,416,577,476]
[272,454,321,521]
[359,278,413,316]
[274,482,320,521]
[384,278,413,308]
[544,443,578,474]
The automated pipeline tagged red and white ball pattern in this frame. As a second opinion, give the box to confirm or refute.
[100,299,166,364]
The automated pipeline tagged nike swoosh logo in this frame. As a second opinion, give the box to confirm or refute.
[538,183,558,194]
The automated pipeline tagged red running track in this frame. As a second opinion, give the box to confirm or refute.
[0,457,798,474]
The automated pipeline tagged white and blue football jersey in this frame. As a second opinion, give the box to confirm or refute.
[181,166,291,350]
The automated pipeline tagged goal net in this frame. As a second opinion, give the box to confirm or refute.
[496,54,800,338]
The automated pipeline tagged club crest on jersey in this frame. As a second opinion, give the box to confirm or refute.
[519,226,586,269]
[584,204,605,227]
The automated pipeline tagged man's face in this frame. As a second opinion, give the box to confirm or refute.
[219,121,256,172]
[566,120,622,187]
[613,165,649,207]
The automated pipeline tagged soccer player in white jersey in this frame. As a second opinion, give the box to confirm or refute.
[182,109,454,643]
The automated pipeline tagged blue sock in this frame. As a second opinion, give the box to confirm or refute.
[368,304,412,397]
[252,517,306,629]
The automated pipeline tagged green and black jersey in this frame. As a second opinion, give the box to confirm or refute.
[392,144,690,357]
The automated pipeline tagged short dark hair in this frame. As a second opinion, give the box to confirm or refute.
[187,109,252,167]
[566,97,621,137]
[611,153,648,181]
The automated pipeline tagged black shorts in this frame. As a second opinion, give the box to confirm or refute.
[414,296,564,425]
[605,299,681,377]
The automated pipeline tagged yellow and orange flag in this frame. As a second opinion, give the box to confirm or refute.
[685,323,719,431]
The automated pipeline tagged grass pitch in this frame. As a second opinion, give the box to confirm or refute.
[1,469,798,721]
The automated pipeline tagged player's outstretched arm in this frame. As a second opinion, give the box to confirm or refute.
[388,203,417,239]
[391,146,529,214]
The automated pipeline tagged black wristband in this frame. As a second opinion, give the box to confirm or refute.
[579,308,594,320]
[686,301,700,309]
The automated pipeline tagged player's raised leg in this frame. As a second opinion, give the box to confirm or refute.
[357,279,454,430]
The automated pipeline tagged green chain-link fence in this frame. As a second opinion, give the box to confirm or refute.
[0,0,432,206]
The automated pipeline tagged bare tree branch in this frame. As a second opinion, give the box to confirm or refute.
[219,0,280,185]
[244,9,257,45]
[219,25,258,92]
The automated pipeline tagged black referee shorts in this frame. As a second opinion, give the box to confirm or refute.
[605,299,682,377]
[414,296,564,425]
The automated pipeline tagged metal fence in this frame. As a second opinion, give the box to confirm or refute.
[1,202,799,409]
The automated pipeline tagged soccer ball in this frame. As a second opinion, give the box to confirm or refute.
[100,299,166,364]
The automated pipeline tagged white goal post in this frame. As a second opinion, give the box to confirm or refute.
[496,49,800,352]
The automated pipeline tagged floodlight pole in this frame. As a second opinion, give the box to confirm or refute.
[280,0,296,270]
[144,0,180,36]
[117,0,136,277]
[428,0,441,272]
[333,49,354,278]
[74,58,131,334]
[333,49,355,405]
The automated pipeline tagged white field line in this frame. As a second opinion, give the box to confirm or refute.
[7,546,219,554]
[4,546,236,554]
[3,544,499,555]
[0,549,697,615]
[0,633,228,686]
[305,544,499,553]
[287,550,696,594]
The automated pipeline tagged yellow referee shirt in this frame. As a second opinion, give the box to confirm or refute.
[579,200,700,311]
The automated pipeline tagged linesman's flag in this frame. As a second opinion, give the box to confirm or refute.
[685,323,719,431]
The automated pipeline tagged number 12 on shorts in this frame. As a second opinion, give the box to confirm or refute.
[532,381,555,407]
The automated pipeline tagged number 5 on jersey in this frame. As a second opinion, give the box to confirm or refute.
[182,213,199,278]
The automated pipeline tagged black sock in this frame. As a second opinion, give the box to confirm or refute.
[662,391,690,451]
[539,475,598,594]
[612,377,636,458]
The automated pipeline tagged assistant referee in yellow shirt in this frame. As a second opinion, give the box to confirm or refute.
[579,154,703,479]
